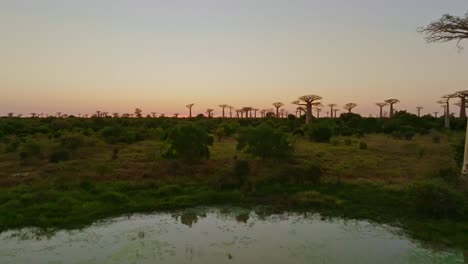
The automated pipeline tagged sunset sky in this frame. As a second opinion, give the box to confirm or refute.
[1,0,468,117]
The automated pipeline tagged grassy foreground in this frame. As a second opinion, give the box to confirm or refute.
[0,133,467,250]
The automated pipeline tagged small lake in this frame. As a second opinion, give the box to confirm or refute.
[0,208,465,263]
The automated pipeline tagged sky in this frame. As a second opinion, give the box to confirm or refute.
[1,0,468,117]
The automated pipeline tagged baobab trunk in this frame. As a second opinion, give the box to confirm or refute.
[462,118,468,174]
[380,107,383,118]
[389,105,394,117]
[461,97,467,119]
[306,103,312,124]
[445,103,450,129]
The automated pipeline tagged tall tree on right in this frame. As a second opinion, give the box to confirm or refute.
[420,11,468,173]
[416,106,423,117]
[186,104,195,118]
[343,103,357,113]
[272,102,284,118]
[384,99,399,118]
[292,95,323,124]
[375,103,388,118]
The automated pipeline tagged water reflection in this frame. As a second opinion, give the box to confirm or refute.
[0,207,464,264]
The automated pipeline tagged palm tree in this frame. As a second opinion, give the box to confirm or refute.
[416,106,423,117]
[292,95,323,124]
[272,102,284,118]
[206,109,214,118]
[219,104,228,118]
[328,104,337,118]
[343,103,357,113]
[375,103,388,118]
[186,104,195,118]
[384,99,399,118]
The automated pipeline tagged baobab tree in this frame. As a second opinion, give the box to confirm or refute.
[227,105,234,118]
[30,113,37,118]
[186,104,195,118]
[206,109,214,118]
[433,112,439,118]
[416,107,423,117]
[296,107,306,118]
[376,103,388,118]
[333,109,339,118]
[235,109,242,118]
[292,95,323,124]
[328,104,337,118]
[219,104,228,118]
[252,108,259,118]
[272,102,284,118]
[384,99,399,118]
[135,108,143,118]
[113,113,120,118]
[343,103,357,113]
[419,12,468,49]
[260,109,267,118]
[242,107,253,118]
[441,94,457,129]
[315,107,322,118]
[151,112,157,118]
[455,90,468,118]
[420,12,468,173]
[174,113,179,118]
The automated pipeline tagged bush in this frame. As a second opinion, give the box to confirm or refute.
[432,134,441,143]
[19,141,43,160]
[344,139,352,146]
[49,149,71,163]
[60,134,85,151]
[163,124,213,161]
[307,124,332,143]
[408,179,465,218]
[331,138,340,146]
[234,160,250,186]
[292,128,305,136]
[359,141,367,150]
[237,124,292,160]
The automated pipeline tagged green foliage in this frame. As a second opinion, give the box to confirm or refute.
[408,179,465,218]
[453,140,464,171]
[237,124,292,159]
[359,141,368,150]
[234,160,250,185]
[307,123,333,142]
[344,139,352,146]
[215,126,226,141]
[60,134,85,152]
[292,128,305,136]
[163,124,213,161]
[331,138,340,146]
[49,149,71,163]
[19,140,43,160]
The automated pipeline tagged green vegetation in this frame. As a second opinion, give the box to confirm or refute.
[0,114,467,251]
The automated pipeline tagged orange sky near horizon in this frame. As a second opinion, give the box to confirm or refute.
[1,1,468,117]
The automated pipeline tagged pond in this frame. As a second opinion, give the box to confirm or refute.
[0,208,465,263]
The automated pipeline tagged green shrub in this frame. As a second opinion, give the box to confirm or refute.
[237,124,292,160]
[49,149,71,163]
[19,141,43,160]
[359,141,367,150]
[234,160,250,186]
[408,179,465,218]
[331,138,340,146]
[60,134,85,152]
[292,128,305,136]
[344,139,352,146]
[307,124,332,143]
[163,124,213,161]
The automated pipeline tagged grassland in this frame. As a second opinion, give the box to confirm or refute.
[0,130,467,250]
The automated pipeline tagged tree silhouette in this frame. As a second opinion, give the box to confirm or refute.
[186,104,195,118]
[455,90,468,118]
[151,112,157,118]
[416,106,423,117]
[292,95,322,124]
[174,113,179,118]
[134,108,143,118]
[260,109,267,118]
[375,103,388,118]
[333,109,339,117]
[113,113,119,118]
[384,99,399,118]
[206,109,214,118]
[328,104,337,118]
[315,107,322,118]
[235,109,242,118]
[252,108,259,118]
[30,113,36,118]
[227,105,234,118]
[219,104,228,118]
[441,94,457,128]
[272,102,284,118]
[242,107,253,118]
[419,12,468,49]
[434,112,439,117]
[343,103,357,113]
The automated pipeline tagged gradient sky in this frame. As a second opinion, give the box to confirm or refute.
[1,0,468,117]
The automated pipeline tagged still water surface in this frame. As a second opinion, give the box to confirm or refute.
[0,208,465,263]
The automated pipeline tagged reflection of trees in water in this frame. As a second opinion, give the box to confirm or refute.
[235,213,249,224]
[180,213,198,227]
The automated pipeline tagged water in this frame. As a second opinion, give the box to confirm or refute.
[0,208,465,263]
